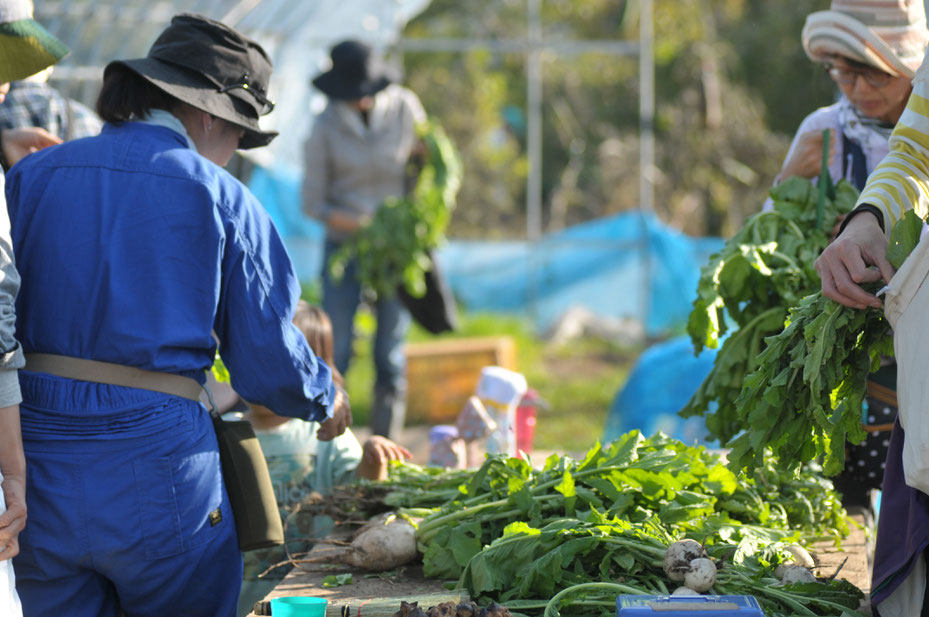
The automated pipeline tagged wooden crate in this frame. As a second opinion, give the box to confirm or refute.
[404,336,517,424]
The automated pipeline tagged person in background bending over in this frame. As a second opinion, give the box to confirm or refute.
[237,300,410,616]
[303,39,427,439]
[0,1,69,616]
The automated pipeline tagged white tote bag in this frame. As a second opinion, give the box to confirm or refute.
[884,232,929,497]
[0,472,23,617]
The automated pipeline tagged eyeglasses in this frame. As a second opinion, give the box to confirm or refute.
[219,74,275,115]
[824,62,894,89]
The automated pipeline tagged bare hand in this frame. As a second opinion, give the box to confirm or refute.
[317,386,352,441]
[779,129,837,182]
[356,436,412,481]
[0,473,26,561]
[2,127,62,167]
[815,212,895,308]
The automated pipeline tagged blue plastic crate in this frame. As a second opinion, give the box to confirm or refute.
[616,595,764,616]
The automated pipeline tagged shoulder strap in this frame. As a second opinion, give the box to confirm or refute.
[842,133,869,191]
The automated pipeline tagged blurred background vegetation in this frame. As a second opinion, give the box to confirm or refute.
[402,0,836,239]
[333,0,842,449]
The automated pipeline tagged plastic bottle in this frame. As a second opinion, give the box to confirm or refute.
[428,425,467,469]
[515,388,542,456]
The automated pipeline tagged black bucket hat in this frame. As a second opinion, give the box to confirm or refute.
[105,13,277,149]
[311,40,396,100]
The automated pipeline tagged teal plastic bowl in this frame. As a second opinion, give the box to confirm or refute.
[270,596,328,617]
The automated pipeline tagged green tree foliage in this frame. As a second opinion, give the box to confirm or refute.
[402,0,836,238]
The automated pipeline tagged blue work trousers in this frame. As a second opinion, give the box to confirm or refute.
[322,240,409,435]
[13,372,242,617]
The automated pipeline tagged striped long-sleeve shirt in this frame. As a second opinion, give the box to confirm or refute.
[858,63,929,239]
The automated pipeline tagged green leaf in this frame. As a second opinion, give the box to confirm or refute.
[322,573,353,587]
[554,469,577,514]
[887,209,924,269]
[211,351,230,384]
[448,522,483,567]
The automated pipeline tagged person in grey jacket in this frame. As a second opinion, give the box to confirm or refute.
[0,1,69,614]
[303,40,426,438]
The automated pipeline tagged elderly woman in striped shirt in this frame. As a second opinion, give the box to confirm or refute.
[770,0,929,524]
[816,5,929,617]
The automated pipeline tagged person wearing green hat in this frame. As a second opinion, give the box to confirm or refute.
[0,2,68,615]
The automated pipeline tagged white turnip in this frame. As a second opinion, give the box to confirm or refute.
[343,514,419,571]
[683,557,717,593]
[785,544,815,569]
[671,586,701,596]
[779,564,816,585]
[663,539,707,582]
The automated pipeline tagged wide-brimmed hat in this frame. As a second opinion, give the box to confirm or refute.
[0,0,69,83]
[105,13,277,149]
[803,0,929,78]
[311,40,396,100]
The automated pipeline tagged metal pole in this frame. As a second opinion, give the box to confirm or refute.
[638,0,654,334]
[527,0,543,242]
[639,0,654,214]
[524,0,544,328]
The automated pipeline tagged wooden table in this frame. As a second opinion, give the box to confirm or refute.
[247,529,461,617]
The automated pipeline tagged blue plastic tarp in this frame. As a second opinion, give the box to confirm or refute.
[602,336,718,446]
[248,168,723,336]
[437,213,723,335]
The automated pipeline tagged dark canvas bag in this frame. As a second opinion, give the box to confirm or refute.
[209,408,284,551]
[397,249,459,334]
[24,353,284,551]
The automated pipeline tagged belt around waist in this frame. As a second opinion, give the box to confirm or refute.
[24,353,203,402]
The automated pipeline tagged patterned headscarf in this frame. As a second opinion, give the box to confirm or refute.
[802,0,929,78]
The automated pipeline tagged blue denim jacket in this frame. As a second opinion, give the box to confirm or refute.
[5,121,334,420]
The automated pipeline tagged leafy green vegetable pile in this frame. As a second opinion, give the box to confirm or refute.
[464,518,863,617]
[683,176,859,444]
[725,210,923,474]
[413,432,846,582]
[329,120,462,298]
[361,432,862,617]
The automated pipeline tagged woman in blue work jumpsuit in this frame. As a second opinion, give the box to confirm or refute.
[4,14,350,617]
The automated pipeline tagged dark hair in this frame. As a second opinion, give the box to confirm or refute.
[828,53,883,73]
[292,300,344,387]
[96,64,179,123]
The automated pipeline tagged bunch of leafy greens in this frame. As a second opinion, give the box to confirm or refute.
[409,432,848,583]
[462,518,864,617]
[726,210,923,475]
[682,176,859,444]
[329,120,462,298]
[360,432,860,617]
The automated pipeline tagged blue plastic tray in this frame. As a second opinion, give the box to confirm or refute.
[616,595,763,616]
